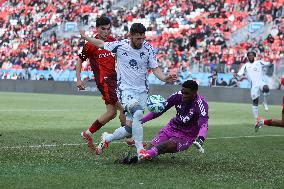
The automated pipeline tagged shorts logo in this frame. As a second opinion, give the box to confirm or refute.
[182,116,190,123]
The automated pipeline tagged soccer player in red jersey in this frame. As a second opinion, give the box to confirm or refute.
[76,16,126,150]
[255,96,284,131]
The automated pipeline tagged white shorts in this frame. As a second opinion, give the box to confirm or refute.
[117,89,148,121]
[250,82,265,100]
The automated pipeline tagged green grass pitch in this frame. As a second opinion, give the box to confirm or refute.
[0,92,283,189]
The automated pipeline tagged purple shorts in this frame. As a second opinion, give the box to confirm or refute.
[151,127,195,152]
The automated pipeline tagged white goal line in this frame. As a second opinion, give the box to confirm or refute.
[1,134,283,150]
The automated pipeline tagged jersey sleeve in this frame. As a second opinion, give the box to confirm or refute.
[104,40,123,54]
[78,42,92,62]
[237,64,246,76]
[259,60,271,67]
[147,44,158,69]
[197,98,209,130]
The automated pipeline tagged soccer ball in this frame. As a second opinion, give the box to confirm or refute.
[146,95,166,113]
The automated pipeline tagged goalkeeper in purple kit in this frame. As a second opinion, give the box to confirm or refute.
[123,80,209,163]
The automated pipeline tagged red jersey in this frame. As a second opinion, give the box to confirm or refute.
[78,36,116,84]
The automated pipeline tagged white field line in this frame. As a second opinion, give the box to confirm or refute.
[0,109,83,112]
[0,135,283,150]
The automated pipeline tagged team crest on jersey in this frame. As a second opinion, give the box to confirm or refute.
[129,59,139,70]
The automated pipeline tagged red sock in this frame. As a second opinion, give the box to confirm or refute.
[264,119,272,126]
[89,120,104,133]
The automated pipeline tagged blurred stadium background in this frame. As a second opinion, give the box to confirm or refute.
[0,0,284,188]
[0,0,284,88]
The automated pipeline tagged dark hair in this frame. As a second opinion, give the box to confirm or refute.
[247,51,256,57]
[130,23,146,35]
[182,80,198,91]
[96,16,111,27]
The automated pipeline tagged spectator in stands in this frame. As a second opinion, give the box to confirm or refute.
[208,70,218,87]
[0,0,283,87]
[47,74,54,81]
[17,73,25,80]
[39,75,45,80]
[228,72,239,87]
[218,78,228,87]
[266,34,275,44]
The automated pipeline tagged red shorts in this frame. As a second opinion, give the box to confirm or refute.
[97,80,118,105]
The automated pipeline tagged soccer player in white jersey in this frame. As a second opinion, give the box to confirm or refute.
[80,23,177,160]
[237,51,272,122]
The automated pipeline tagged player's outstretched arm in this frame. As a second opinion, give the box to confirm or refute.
[79,29,105,48]
[260,60,272,67]
[76,59,86,90]
[152,67,177,83]
[141,106,168,124]
[142,95,175,124]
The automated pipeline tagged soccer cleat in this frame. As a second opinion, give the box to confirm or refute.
[125,138,147,148]
[138,149,151,161]
[193,138,205,153]
[255,116,264,132]
[263,103,269,112]
[95,132,110,155]
[121,151,138,164]
[81,131,95,150]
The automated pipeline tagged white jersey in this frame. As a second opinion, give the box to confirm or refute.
[104,39,158,93]
[237,60,270,87]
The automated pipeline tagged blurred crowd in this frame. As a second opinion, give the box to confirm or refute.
[0,0,284,83]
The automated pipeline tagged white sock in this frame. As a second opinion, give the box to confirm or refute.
[263,93,269,105]
[105,127,130,142]
[132,110,144,154]
[252,105,259,119]
[86,129,92,136]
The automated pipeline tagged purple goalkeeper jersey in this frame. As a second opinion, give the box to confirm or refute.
[142,92,209,138]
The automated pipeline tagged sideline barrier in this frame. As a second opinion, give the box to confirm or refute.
[0,80,283,105]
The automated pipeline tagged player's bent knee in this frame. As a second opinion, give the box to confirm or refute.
[110,112,117,120]
[133,109,144,120]
[253,98,259,106]
[165,140,178,153]
[263,85,269,93]
[106,109,117,120]
[130,105,144,119]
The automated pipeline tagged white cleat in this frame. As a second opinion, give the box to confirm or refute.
[193,140,205,153]
[95,132,110,155]
[137,149,151,161]
[263,103,269,112]
[255,117,264,132]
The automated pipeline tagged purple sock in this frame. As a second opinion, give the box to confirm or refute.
[146,146,158,158]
